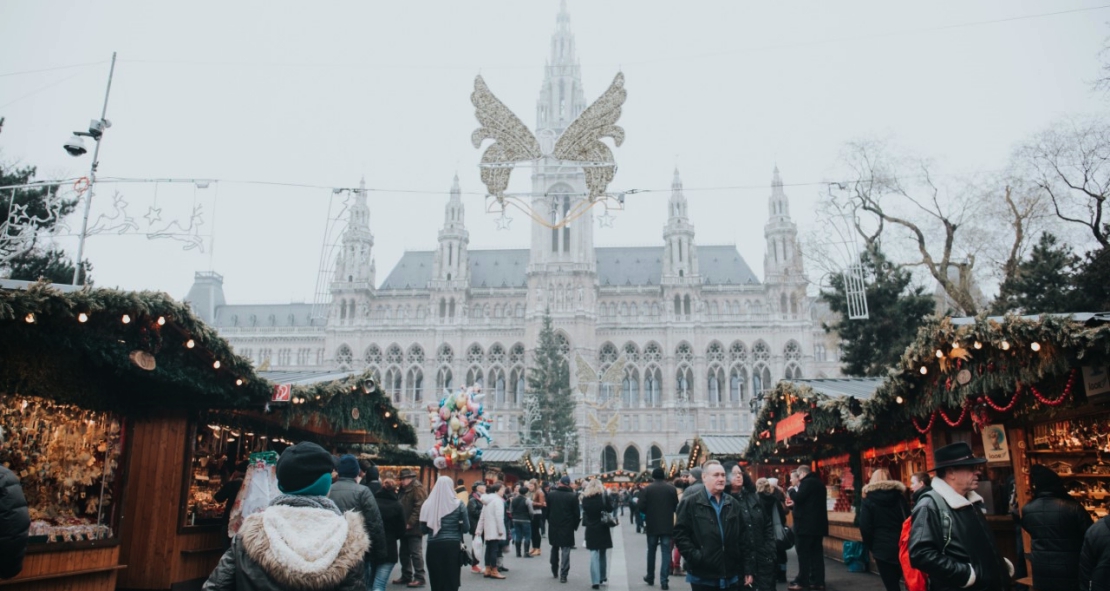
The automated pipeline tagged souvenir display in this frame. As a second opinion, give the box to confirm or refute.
[184,417,278,527]
[1027,413,1110,521]
[0,395,122,543]
[227,451,279,537]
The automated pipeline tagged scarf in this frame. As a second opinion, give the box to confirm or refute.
[419,476,461,536]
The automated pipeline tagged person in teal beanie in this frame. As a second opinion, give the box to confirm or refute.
[204,442,369,591]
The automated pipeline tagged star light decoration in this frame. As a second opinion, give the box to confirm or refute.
[597,210,616,228]
[471,72,628,230]
[495,211,513,231]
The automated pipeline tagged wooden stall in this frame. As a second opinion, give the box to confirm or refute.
[0,281,269,591]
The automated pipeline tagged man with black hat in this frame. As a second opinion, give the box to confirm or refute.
[204,442,369,591]
[395,468,427,587]
[640,467,679,589]
[547,475,581,583]
[908,442,1014,591]
[330,455,388,582]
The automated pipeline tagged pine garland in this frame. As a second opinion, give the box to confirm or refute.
[280,371,416,445]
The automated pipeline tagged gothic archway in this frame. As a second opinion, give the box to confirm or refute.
[601,445,618,472]
[623,446,641,472]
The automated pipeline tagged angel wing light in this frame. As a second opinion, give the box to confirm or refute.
[575,351,599,395]
[471,72,627,205]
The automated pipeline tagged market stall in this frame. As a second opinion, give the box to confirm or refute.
[0,281,267,591]
[685,435,752,468]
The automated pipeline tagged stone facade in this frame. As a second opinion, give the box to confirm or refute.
[184,3,840,474]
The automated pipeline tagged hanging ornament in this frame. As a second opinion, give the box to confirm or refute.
[912,411,937,434]
[938,403,969,427]
[956,369,972,385]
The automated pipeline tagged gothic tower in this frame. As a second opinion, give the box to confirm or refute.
[527,0,597,323]
[763,166,806,318]
[662,168,700,319]
[331,177,376,326]
[430,175,469,320]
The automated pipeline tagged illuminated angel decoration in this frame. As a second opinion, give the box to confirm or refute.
[471,72,627,203]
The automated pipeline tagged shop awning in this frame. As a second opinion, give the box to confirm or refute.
[699,435,752,457]
[480,447,528,465]
[259,370,357,385]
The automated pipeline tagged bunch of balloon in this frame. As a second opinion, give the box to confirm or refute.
[427,385,492,470]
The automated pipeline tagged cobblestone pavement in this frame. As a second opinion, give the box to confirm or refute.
[455,516,889,591]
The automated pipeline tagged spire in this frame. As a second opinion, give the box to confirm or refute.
[536,1,587,131]
[769,165,789,219]
[451,172,460,197]
[669,167,687,219]
[663,168,697,282]
[436,174,469,286]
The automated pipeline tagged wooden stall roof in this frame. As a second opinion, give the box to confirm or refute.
[479,447,529,465]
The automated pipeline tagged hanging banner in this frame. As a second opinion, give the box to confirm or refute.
[271,384,292,402]
[776,412,807,442]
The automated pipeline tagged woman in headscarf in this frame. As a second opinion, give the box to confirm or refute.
[420,476,470,591]
[724,462,774,591]
[859,468,909,591]
[581,479,615,590]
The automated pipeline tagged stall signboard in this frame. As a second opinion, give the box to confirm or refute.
[981,423,1011,465]
[1083,366,1110,403]
[776,412,807,442]
[272,383,292,402]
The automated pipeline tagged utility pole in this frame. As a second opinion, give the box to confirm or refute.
[72,52,117,285]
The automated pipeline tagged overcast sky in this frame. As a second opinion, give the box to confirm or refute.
[1,1,1107,304]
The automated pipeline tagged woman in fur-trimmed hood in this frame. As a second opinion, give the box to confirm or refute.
[858,469,910,591]
[203,442,369,591]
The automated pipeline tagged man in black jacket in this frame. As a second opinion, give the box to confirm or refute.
[640,467,679,589]
[1079,515,1110,591]
[909,443,1013,591]
[673,461,752,591]
[329,455,389,570]
[787,465,828,591]
[547,476,581,583]
[0,426,30,580]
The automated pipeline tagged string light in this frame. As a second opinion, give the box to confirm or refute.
[213,360,221,369]
[121,314,131,324]
[235,378,243,386]
[384,411,391,418]
[186,339,195,348]
[78,312,89,323]
[973,341,982,350]
[1030,342,1041,352]
[935,349,944,358]
[896,396,904,404]
[919,366,928,375]
[157,316,166,326]
[1000,340,1010,351]
[24,313,35,323]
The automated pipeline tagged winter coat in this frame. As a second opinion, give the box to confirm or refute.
[581,493,614,550]
[203,495,368,591]
[908,479,1011,591]
[0,465,30,580]
[374,488,406,565]
[859,479,910,564]
[476,494,506,541]
[399,480,427,535]
[511,495,533,523]
[791,472,828,537]
[640,479,679,536]
[467,494,483,536]
[1080,516,1110,591]
[674,488,751,581]
[729,487,775,591]
[1021,491,1093,591]
[911,485,933,507]
[547,485,580,548]
[328,477,389,566]
[424,502,469,542]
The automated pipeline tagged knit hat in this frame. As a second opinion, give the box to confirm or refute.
[337,454,360,479]
[277,442,337,495]
[652,467,666,480]
[559,475,571,485]
[365,463,380,481]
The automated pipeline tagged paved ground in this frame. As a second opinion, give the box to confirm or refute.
[457,514,890,591]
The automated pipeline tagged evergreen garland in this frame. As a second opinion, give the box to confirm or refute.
[280,371,416,444]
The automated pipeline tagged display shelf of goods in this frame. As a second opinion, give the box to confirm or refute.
[0,395,123,543]
[1028,414,1110,521]
[185,417,278,527]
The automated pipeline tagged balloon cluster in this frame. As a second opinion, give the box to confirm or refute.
[427,386,492,470]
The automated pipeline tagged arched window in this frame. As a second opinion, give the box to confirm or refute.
[448,298,455,317]
[602,446,618,472]
[599,342,619,364]
[784,340,802,362]
[622,367,640,408]
[674,295,681,316]
[645,366,662,408]
[436,367,453,391]
[623,446,640,472]
[623,342,641,363]
[439,299,447,318]
[406,368,424,402]
[510,367,525,406]
[675,342,694,364]
[785,364,803,380]
[466,367,483,388]
[683,295,691,316]
[339,301,347,321]
[644,342,662,363]
[555,333,571,358]
[336,345,353,368]
[385,367,402,403]
[676,366,694,403]
[707,366,724,407]
[729,366,747,405]
[488,343,506,364]
[780,293,788,314]
[386,344,403,365]
[753,364,772,396]
[489,368,506,405]
[707,341,725,363]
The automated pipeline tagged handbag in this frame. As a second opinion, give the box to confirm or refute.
[772,504,794,551]
[459,540,472,566]
[600,492,619,527]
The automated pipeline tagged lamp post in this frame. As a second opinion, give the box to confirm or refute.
[67,52,117,285]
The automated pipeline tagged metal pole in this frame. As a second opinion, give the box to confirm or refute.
[72,51,117,285]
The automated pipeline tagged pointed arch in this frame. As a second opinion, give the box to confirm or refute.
[648,445,664,469]
[602,445,618,473]
[406,367,424,402]
[644,365,663,408]
[623,445,641,472]
[436,366,453,392]
[729,365,748,405]
[489,366,507,406]
[364,344,383,367]
[707,364,724,407]
[622,366,640,408]
[407,344,425,366]
[384,366,403,403]
[336,344,353,368]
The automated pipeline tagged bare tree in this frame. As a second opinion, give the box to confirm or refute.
[833,139,998,316]
[1018,116,1110,249]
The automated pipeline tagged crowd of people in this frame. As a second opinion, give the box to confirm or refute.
[2,433,1109,591]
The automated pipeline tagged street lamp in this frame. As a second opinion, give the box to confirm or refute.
[66,52,117,285]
